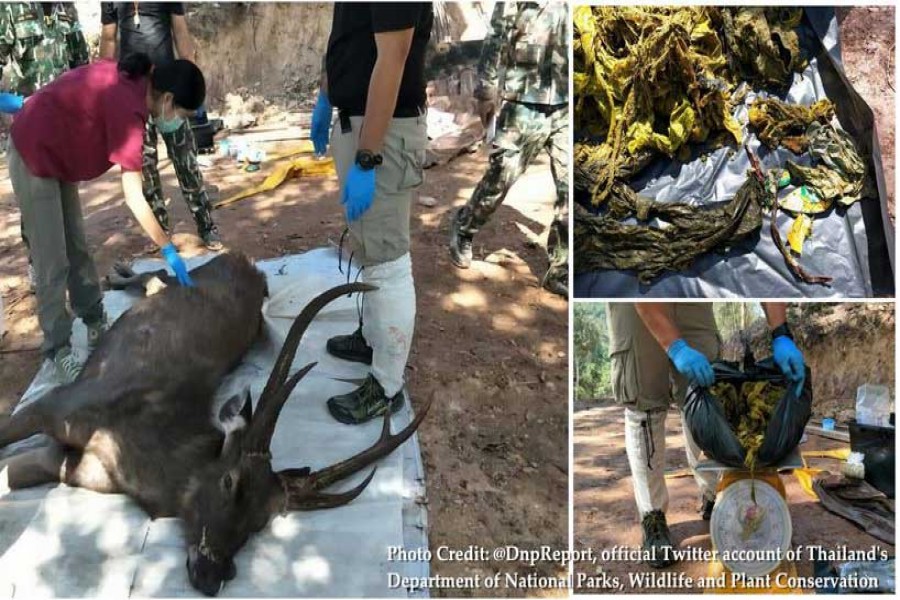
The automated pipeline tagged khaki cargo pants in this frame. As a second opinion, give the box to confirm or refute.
[607,303,720,517]
[9,141,103,356]
[330,113,427,266]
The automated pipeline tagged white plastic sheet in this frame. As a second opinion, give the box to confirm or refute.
[0,248,428,597]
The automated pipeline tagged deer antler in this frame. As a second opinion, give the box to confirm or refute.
[243,282,377,452]
[278,394,432,510]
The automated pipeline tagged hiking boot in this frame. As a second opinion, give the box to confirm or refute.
[542,274,568,298]
[641,510,678,568]
[449,214,473,269]
[85,314,109,352]
[201,228,224,251]
[327,374,404,425]
[700,497,715,521]
[52,346,83,383]
[326,327,373,365]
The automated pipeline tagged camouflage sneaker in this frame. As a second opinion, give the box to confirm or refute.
[542,267,568,298]
[641,510,678,568]
[449,213,473,269]
[326,327,373,365]
[700,497,715,521]
[52,345,83,383]
[85,314,109,352]
[201,229,224,251]
[327,374,405,425]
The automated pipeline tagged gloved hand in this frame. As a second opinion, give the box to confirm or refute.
[667,338,715,387]
[772,335,805,396]
[310,91,332,156]
[195,104,208,123]
[342,163,376,222]
[161,243,194,287]
[0,92,24,114]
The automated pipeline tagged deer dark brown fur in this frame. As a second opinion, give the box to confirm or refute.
[0,252,430,596]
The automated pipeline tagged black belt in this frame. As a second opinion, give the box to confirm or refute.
[337,106,425,133]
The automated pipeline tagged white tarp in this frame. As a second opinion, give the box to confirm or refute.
[0,248,429,597]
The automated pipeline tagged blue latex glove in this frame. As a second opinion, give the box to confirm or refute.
[0,92,24,114]
[161,243,195,287]
[667,338,715,387]
[772,335,805,396]
[342,164,376,222]
[310,91,332,156]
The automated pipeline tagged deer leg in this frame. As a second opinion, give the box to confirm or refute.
[0,407,47,450]
[0,442,66,492]
[61,451,118,494]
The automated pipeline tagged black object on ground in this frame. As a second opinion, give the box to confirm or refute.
[849,420,896,498]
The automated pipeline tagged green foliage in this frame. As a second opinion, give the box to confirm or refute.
[574,304,612,402]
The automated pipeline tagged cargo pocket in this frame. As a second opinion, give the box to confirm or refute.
[610,337,639,407]
[398,134,426,191]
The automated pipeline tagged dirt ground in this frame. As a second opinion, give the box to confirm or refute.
[573,405,895,594]
[837,6,895,221]
[0,121,567,595]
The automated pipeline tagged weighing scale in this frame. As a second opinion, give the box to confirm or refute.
[695,448,804,594]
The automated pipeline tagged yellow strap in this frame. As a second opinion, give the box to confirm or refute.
[214,156,335,209]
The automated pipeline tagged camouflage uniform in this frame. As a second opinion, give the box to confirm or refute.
[0,3,88,264]
[142,118,218,238]
[0,2,88,96]
[453,1,569,289]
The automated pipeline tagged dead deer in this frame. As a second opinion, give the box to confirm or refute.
[0,252,430,596]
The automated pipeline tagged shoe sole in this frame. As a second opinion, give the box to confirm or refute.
[325,344,373,365]
[327,395,405,425]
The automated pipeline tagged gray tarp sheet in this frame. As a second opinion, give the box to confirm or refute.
[0,248,429,597]
[574,8,894,298]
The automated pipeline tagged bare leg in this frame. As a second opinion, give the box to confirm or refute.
[0,443,66,492]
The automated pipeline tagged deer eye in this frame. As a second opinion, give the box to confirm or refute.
[221,473,234,492]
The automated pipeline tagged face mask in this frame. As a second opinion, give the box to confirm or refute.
[155,99,184,134]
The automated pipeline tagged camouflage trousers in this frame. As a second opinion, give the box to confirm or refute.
[454,101,569,284]
[142,120,218,236]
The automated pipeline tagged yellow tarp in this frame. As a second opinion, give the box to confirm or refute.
[215,155,336,208]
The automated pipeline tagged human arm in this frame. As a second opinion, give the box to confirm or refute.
[356,26,415,153]
[122,170,194,286]
[171,14,197,63]
[762,302,805,395]
[99,3,118,59]
[635,303,715,387]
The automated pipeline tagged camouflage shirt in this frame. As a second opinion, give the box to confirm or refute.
[477,1,568,106]
[0,2,89,96]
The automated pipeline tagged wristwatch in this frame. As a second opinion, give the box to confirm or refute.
[355,150,383,171]
[771,323,793,341]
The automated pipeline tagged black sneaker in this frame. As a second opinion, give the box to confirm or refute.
[201,229,224,251]
[327,374,405,425]
[326,327,373,365]
[449,213,473,269]
[641,510,678,568]
[700,497,715,521]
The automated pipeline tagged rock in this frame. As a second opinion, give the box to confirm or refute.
[418,195,438,208]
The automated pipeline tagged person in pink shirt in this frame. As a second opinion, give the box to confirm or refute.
[9,53,204,382]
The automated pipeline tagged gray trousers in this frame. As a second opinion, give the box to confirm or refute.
[9,141,103,356]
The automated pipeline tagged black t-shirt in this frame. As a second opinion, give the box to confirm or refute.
[101,2,185,66]
[326,2,433,117]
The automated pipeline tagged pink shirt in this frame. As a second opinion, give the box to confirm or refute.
[11,60,148,183]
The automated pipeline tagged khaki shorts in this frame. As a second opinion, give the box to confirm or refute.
[607,303,721,412]
[330,113,427,266]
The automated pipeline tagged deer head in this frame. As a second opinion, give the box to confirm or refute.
[178,282,430,596]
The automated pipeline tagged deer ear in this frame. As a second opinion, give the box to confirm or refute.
[219,388,253,431]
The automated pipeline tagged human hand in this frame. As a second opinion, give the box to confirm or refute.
[0,92,24,114]
[161,243,195,287]
[342,164,375,222]
[667,338,715,387]
[772,335,805,396]
[311,90,333,156]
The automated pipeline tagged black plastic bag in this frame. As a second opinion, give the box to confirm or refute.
[683,358,813,468]
[849,420,895,498]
